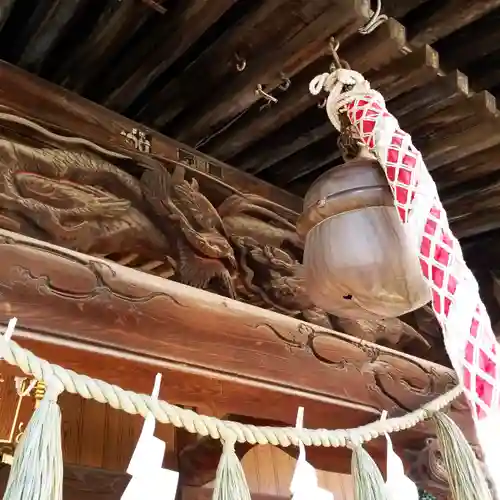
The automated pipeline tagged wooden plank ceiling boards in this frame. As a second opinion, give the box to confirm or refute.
[1,2,500,494]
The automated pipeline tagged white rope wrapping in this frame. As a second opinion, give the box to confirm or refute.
[309,68,495,415]
[309,67,500,490]
[0,333,460,448]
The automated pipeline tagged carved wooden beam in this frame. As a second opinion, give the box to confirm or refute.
[0,60,302,212]
[0,229,471,469]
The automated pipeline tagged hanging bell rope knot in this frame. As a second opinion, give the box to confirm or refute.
[309,69,382,131]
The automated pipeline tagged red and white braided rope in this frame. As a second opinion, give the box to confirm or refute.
[310,69,500,486]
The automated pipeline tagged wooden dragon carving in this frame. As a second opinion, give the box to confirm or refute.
[0,108,441,357]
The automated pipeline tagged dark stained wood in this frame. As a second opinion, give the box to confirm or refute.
[53,0,158,93]
[432,143,500,190]
[464,49,500,93]
[382,0,429,19]
[391,70,469,131]
[238,111,335,175]
[202,18,408,161]
[0,0,16,33]
[103,0,237,112]
[0,230,471,461]
[16,0,83,73]
[0,60,302,212]
[136,0,291,128]
[409,90,496,142]
[434,8,500,71]
[367,44,440,101]
[173,0,370,145]
[408,0,500,47]
[417,93,500,171]
[0,465,129,500]
[237,44,440,176]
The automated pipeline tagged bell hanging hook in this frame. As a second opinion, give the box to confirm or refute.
[359,0,388,35]
[234,53,247,72]
[278,73,291,91]
[256,84,278,108]
[328,37,350,72]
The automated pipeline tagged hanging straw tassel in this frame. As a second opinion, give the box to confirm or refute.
[212,434,251,500]
[4,375,65,500]
[351,446,388,500]
[432,412,493,500]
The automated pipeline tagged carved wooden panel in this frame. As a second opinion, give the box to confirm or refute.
[0,106,441,360]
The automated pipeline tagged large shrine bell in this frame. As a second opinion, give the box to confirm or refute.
[297,146,430,320]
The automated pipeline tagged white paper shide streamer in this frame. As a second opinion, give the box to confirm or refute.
[382,412,418,500]
[122,373,179,500]
[290,407,334,500]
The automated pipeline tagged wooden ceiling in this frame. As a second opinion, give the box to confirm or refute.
[1,0,500,324]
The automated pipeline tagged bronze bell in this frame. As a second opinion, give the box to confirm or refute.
[297,145,430,320]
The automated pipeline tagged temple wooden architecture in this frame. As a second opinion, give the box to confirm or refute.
[0,0,499,498]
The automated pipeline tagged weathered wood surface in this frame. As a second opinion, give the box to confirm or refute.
[1,1,500,214]
[0,60,301,213]
[408,0,500,47]
[0,229,470,451]
[0,465,129,500]
[0,64,446,364]
[172,0,370,145]
[202,18,408,161]
[103,0,237,113]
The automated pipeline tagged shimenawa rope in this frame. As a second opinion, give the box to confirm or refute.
[0,325,461,448]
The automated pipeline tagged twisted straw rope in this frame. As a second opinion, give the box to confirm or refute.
[1,334,462,447]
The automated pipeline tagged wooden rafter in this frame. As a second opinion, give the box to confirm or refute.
[102,0,237,112]
[173,0,370,145]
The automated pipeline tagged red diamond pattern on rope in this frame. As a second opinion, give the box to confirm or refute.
[344,96,499,422]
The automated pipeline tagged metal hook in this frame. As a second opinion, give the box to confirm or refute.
[278,73,291,91]
[359,0,388,34]
[235,53,247,72]
[328,37,351,71]
[256,84,278,105]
